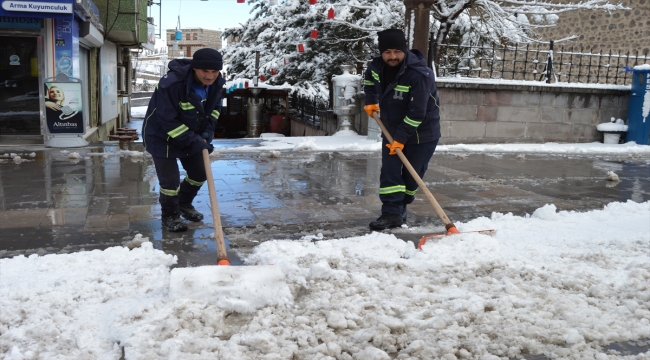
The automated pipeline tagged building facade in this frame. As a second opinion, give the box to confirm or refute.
[0,0,153,146]
[166,28,222,59]
[0,0,104,145]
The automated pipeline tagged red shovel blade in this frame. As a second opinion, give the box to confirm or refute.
[418,229,496,250]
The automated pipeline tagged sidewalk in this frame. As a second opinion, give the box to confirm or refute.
[1,136,648,267]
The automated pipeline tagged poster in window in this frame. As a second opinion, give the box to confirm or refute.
[44,81,84,134]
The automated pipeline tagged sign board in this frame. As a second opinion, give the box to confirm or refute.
[43,74,88,147]
[53,17,77,78]
[0,15,40,29]
[99,41,118,124]
[0,0,73,19]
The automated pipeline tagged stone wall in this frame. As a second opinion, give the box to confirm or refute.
[534,0,649,57]
[435,80,630,144]
[287,82,630,144]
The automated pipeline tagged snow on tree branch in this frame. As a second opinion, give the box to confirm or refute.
[221,0,403,99]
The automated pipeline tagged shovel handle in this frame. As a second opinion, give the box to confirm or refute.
[202,149,230,265]
[372,113,456,230]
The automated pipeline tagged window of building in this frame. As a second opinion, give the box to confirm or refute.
[193,33,198,40]
[186,33,190,41]
[170,33,174,41]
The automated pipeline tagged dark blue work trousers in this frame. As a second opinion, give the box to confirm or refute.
[151,152,206,218]
[379,139,438,215]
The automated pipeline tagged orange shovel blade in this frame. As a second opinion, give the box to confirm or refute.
[417,229,496,250]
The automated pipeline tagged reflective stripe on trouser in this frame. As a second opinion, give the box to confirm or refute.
[152,151,207,217]
[379,139,438,215]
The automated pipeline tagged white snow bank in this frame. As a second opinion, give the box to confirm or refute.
[437,142,650,155]
[1,201,649,358]
[597,122,628,132]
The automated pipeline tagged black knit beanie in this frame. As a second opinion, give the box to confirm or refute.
[191,48,223,70]
[378,29,407,53]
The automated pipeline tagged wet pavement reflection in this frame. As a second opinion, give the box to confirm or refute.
[1,141,648,268]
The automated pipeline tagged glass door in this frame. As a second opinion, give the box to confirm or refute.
[0,36,40,136]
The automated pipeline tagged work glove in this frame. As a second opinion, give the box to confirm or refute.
[190,134,210,155]
[201,131,214,154]
[364,104,379,118]
[201,131,213,144]
[386,140,404,155]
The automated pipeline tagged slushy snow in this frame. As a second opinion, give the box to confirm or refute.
[1,201,649,359]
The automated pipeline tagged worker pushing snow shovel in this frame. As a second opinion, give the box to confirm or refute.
[363,29,493,248]
[169,149,291,313]
[142,48,289,311]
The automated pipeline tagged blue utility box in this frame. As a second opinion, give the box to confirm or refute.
[624,66,650,145]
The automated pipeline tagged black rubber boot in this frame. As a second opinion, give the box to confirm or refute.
[401,205,407,222]
[369,213,403,231]
[161,216,188,232]
[179,204,204,222]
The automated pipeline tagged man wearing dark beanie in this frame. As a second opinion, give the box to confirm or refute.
[143,48,225,232]
[363,28,442,231]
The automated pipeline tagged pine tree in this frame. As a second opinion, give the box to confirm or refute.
[222,0,404,100]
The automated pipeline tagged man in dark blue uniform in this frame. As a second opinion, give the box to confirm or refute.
[143,48,226,232]
[363,29,441,230]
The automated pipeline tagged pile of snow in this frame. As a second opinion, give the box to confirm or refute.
[597,117,628,132]
[1,201,649,358]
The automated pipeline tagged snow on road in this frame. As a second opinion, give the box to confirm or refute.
[1,201,649,359]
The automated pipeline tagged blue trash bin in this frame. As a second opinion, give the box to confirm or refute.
[624,66,650,145]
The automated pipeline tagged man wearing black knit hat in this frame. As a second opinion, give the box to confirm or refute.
[143,48,226,232]
[363,29,442,230]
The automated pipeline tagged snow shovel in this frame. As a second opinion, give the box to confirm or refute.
[371,113,494,249]
[167,148,292,313]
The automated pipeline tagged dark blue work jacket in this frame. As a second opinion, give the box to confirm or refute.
[364,49,441,145]
[143,59,225,158]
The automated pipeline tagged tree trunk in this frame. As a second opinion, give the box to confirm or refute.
[432,22,451,73]
[404,0,436,65]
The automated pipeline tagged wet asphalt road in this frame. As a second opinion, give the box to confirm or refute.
[1,140,648,268]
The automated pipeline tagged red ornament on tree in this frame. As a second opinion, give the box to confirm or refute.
[260,74,266,81]
[283,56,291,65]
[297,44,305,53]
[237,0,245,3]
[311,30,318,39]
[309,0,317,4]
[271,68,277,75]
[327,8,335,19]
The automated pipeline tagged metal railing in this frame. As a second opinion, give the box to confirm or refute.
[288,94,334,129]
[435,41,649,85]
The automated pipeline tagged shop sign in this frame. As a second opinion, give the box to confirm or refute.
[53,17,74,77]
[0,0,73,19]
[0,16,40,29]
[2,1,71,14]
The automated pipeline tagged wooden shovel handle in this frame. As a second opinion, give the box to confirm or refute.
[372,113,456,230]
[202,149,230,265]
